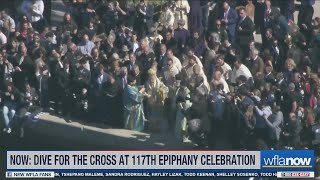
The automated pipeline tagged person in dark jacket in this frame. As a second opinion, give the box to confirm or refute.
[219,1,238,43]
[188,0,204,36]
[12,43,35,91]
[187,31,206,60]
[102,75,123,127]
[57,13,78,38]
[73,58,91,96]
[162,30,177,53]
[37,66,50,110]
[56,60,74,121]
[236,7,255,58]
[91,64,109,97]
[298,0,314,32]
[102,2,118,34]
[267,10,288,43]
[269,38,285,72]
[261,0,279,45]
[136,0,154,39]
[253,0,265,34]
[174,19,189,55]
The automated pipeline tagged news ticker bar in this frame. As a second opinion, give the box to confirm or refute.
[5,171,315,178]
[7,151,261,169]
[7,150,315,172]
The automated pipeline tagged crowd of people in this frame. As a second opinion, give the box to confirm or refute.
[1,0,320,151]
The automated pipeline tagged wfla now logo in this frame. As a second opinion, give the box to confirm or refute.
[261,151,314,169]
[262,155,312,168]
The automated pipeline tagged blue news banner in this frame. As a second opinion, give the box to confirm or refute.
[6,150,315,178]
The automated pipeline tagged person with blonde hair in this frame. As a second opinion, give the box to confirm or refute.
[283,58,297,82]
[285,58,296,69]
[245,0,255,22]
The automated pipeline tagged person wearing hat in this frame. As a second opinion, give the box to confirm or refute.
[174,19,189,54]
[144,68,169,132]
[123,75,146,131]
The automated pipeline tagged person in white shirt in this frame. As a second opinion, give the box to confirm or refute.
[21,0,44,32]
[216,54,232,82]
[166,49,182,72]
[185,48,203,68]
[21,0,44,23]
[160,3,175,29]
[129,33,139,53]
[162,58,179,100]
[230,59,253,84]
[77,34,95,57]
[212,70,230,94]
[0,29,7,48]
[146,27,163,49]
[0,10,15,33]
[191,64,210,92]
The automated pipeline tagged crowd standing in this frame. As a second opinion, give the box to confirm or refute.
[1,0,320,152]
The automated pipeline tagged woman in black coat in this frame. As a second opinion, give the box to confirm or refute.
[102,75,123,127]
